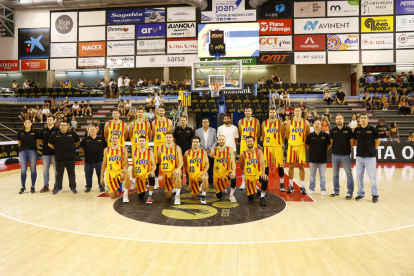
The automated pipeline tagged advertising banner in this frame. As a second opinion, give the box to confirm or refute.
[50,43,77,58]
[294,35,326,51]
[0,60,18,71]
[167,22,196,38]
[20,59,48,70]
[396,32,414,48]
[294,52,326,64]
[78,26,106,42]
[363,65,396,72]
[167,38,198,54]
[257,53,293,64]
[79,11,105,26]
[327,34,359,50]
[200,57,257,65]
[294,17,359,34]
[396,15,414,32]
[257,1,293,19]
[18,28,50,59]
[361,0,394,15]
[107,41,135,56]
[78,42,106,57]
[136,39,166,55]
[361,16,394,32]
[397,0,414,14]
[51,12,78,42]
[258,19,292,35]
[107,56,135,68]
[327,0,360,16]
[107,9,144,25]
[135,54,199,67]
[259,36,292,51]
[107,25,135,40]
[361,33,394,49]
[78,57,105,69]
[201,0,256,23]
[136,23,165,39]
[294,1,326,18]
[167,6,196,22]
[145,8,165,23]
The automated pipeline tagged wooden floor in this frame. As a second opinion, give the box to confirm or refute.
[1,164,414,275]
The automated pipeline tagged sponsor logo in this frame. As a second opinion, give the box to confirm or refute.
[24,35,45,53]
[0,60,18,71]
[295,1,325,17]
[107,9,144,24]
[216,0,242,13]
[111,12,142,18]
[20,59,47,70]
[258,53,293,64]
[55,15,73,34]
[364,17,391,31]
[304,20,352,31]
[258,19,292,35]
[168,22,195,29]
[362,0,393,14]
[295,35,325,50]
[137,23,165,38]
[78,42,106,57]
[18,28,50,59]
[264,3,286,18]
[400,0,414,5]
[304,21,319,30]
[296,17,359,34]
[295,52,326,64]
[108,27,130,32]
[398,33,414,43]
[361,33,393,48]
[327,1,360,16]
[327,34,359,50]
[82,45,102,51]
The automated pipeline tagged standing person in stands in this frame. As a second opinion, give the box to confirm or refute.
[17,119,40,194]
[109,78,115,98]
[117,74,123,88]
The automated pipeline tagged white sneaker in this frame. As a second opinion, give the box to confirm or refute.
[174,196,181,205]
[321,191,326,196]
[172,188,177,194]
[123,192,129,203]
[229,194,237,203]
[308,190,314,195]
[129,181,136,191]
[239,182,245,190]
[154,179,159,190]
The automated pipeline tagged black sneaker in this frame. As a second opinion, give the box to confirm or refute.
[53,187,62,194]
[355,195,364,201]
[345,194,353,200]
[84,188,91,193]
[300,187,306,194]
[40,186,49,193]
[260,197,267,206]
[30,186,36,194]
[372,196,379,203]
[19,187,26,194]
[71,189,77,194]
[99,186,105,192]
[330,192,339,197]
[280,183,286,192]
[287,186,294,193]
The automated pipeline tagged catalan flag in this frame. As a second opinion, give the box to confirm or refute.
[62,80,71,88]
[182,92,191,107]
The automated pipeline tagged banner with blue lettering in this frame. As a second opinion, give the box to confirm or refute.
[107,9,145,25]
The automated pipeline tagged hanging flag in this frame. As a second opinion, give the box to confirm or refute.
[182,92,191,107]
[62,80,71,88]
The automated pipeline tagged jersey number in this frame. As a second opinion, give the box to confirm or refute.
[247,168,251,174]
[110,164,113,170]
[163,163,169,170]
[134,138,137,144]
[292,135,295,141]
[135,167,141,174]
[216,165,220,171]
[189,166,195,173]
[266,137,270,143]
[157,134,161,140]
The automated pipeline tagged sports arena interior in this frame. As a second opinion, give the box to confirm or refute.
[0,0,414,275]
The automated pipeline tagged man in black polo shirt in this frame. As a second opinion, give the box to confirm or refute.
[80,125,107,192]
[173,116,194,185]
[354,113,380,203]
[376,120,389,142]
[335,88,346,105]
[305,120,331,195]
[48,121,80,194]
[38,115,58,193]
[330,114,355,199]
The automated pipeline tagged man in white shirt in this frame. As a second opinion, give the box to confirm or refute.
[153,92,160,109]
[117,74,123,88]
[195,117,217,187]
[124,75,130,87]
[101,79,107,88]
[72,101,80,117]
[77,79,84,88]
[23,79,30,89]
[217,114,239,153]
[137,77,144,86]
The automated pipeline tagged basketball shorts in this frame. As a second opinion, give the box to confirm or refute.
[287,144,306,164]
[214,176,229,194]
[189,175,202,195]
[136,176,149,194]
[263,146,283,167]
[163,171,176,192]
[106,170,123,194]
[245,175,261,196]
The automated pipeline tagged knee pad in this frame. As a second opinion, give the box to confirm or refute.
[278,167,284,178]
[148,176,155,186]
[265,167,269,176]
[138,192,145,199]
[248,195,254,201]
[216,191,222,199]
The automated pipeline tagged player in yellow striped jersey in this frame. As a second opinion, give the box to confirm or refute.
[210,135,237,202]
[240,136,268,206]
[238,107,260,190]
[129,107,151,191]
[157,132,183,205]
[286,106,311,194]
[132,135,156,204]
[261,107,286,192]
[183,137,209,204]
[104,109,128,147]
[100,133,131,203]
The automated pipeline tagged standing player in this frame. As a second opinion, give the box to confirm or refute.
[152,107,173,189]
[158,132,183,205]
[210,135,237,202]
[240,136,268,206]
[104,110,128,147]
[132,136,156,204]
[183,137,209,204]
[261,107,286,191]
[238,107,260,190]
[100,133,130,203]
[129,107,151,190]
[286,106,311,194]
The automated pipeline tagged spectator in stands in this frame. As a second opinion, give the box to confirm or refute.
[27,106,35,122]
[54,81,61,88]
[323,90,334,105]
[55,114,63,127]
[142,78,149,86]
[137,77,143,86]
[149,79,154,86]
[34,105,42,122]
[401,72,407,82]
[349,114,358,131]
[77,101,85,117]
[144,102,151,113]
[44,97,51,108]
[362,92,372,110]
[372,92,381,110]
[266,77,273,85]
[388,75,396,82]
[271,75,280,83]
[94,80,100,88]
[383,75,390,83]
[321,116,330,134]
[153,92,161,109]
[159,94,165,107]
[408,95,414,115]
[145,93,152,105]
[125,100,131,115]
[100,79,106,88]
[63,96,70,109]
[51,97,57,107]
[389,87,399,104]
[129,78,135,86]
[71,117,78,130]
[124,75,130,87]
[41,104,50,123]
[400,88,409,100]
[154,79,161,86]
[84,100,92,117]
[335,88,346,105]
[109,78,115,98]
[63,106,71,118]
[398,97,410,115]
[376,120,389,142]
[365,72,375,83]
[71,101,80,117]
[408,71,414,83]
[285,104,293,118]
[10,80,18,88]
[277,103,285,117]
[380,94,389,110]
[272,90,280,106]
[389,122,400,142]
[409,132,414,142]
[118,74,123,88]
[50,105,58,118]
[358,74,366,84]
[298,101,306,112]
[96,119,104,136]
[323,108,331,122]
[77,79,84,87]
[170,106,176,120]
[148,108,155,124]
[283,91,290,106]
[23,79,30,89]
[18,105,28,121]
[118,99,126,117]
[127,104,136,122]
[307,112,315,126]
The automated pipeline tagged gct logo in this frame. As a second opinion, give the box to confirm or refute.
[55,15,73,34]
[303,21,318,31]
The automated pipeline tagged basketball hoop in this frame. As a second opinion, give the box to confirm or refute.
[209,83,224,98]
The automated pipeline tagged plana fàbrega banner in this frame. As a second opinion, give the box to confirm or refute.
[361,16,394,33]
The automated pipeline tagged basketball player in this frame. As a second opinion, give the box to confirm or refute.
[129,107,151,191]
[240,136,268,206]
[261,107,286,191]
[286,106,311,194]
[100,133,130,203]
[238,107,260,190]
[210,135,237,203]
[104,109,128,147]
[183,137,209,205]
[152,107,173,189]
[157,132,183,205]
[132,136,156,204]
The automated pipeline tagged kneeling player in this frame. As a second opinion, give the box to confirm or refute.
[100,133,131,203]
[240,136,268,206]
[184,137,209,204]
[158,132,183,205]
[133,135,156,204]
[210,135,237,202]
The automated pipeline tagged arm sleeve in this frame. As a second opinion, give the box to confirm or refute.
[373,127,379,139]
[305,135,311,145]
[326,134,331,145]
[49,133,56,145]
[73,132,80,143]
[17,130,21,141]
[80,138,86,148]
